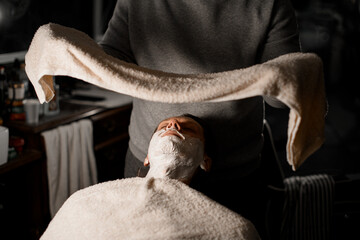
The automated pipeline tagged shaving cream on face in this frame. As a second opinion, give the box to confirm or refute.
[146,128,204,181]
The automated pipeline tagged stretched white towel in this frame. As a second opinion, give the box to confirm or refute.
[40,177,261,240]
[26,23,327,170]
[41,119,97,217]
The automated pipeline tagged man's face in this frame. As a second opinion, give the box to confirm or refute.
[145,116,210,183]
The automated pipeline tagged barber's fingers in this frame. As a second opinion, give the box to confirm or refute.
[144,157,150,166]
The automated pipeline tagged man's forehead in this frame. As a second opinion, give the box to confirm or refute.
[159,116,201,127]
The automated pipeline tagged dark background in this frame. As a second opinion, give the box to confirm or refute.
[0,1,359,239]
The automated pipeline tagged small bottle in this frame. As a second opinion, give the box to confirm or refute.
[7,82,26,121]
[19,63,30,98]
[7,82,25,100]
[0,66,7,121]
[6,64,26,121]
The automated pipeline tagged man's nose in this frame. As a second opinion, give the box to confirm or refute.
[166,120,181,131]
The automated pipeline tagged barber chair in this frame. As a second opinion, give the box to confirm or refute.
[261,120,360,240]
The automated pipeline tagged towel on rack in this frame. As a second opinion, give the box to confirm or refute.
[281,174,335,240]
[26,23,327,170]
[42,119,97,218]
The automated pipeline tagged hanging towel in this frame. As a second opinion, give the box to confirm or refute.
[281,174,335,240]
[25,23,327,170]
[41,119,98,218]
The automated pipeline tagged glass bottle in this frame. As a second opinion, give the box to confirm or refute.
[6,65,26,121]
[0,66,7,122]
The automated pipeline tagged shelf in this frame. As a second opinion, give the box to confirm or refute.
[0,149,42,175]
[5,101,104,134]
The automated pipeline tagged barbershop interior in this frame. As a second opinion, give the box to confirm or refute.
[0,0,359,239]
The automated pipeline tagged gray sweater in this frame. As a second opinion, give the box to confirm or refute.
[100,0,300,177]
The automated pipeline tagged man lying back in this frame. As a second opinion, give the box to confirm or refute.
[144,114,212,184]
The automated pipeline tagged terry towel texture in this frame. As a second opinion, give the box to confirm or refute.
[40,177,261,240]
[41,119,97,217]
[26,23,327,170]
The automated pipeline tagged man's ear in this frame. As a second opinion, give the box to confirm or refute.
[144,156,150,166]
[200,154,212,172]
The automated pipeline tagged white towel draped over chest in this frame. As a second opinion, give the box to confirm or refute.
[26,23,327,170]
[40,177,261,240]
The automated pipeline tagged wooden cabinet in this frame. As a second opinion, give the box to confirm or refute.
[0,101,132,239]
[0,150,46,240]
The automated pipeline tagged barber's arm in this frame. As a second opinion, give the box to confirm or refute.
[260,0,301,62]
[99,0,137,63]
[261,0,300,108]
